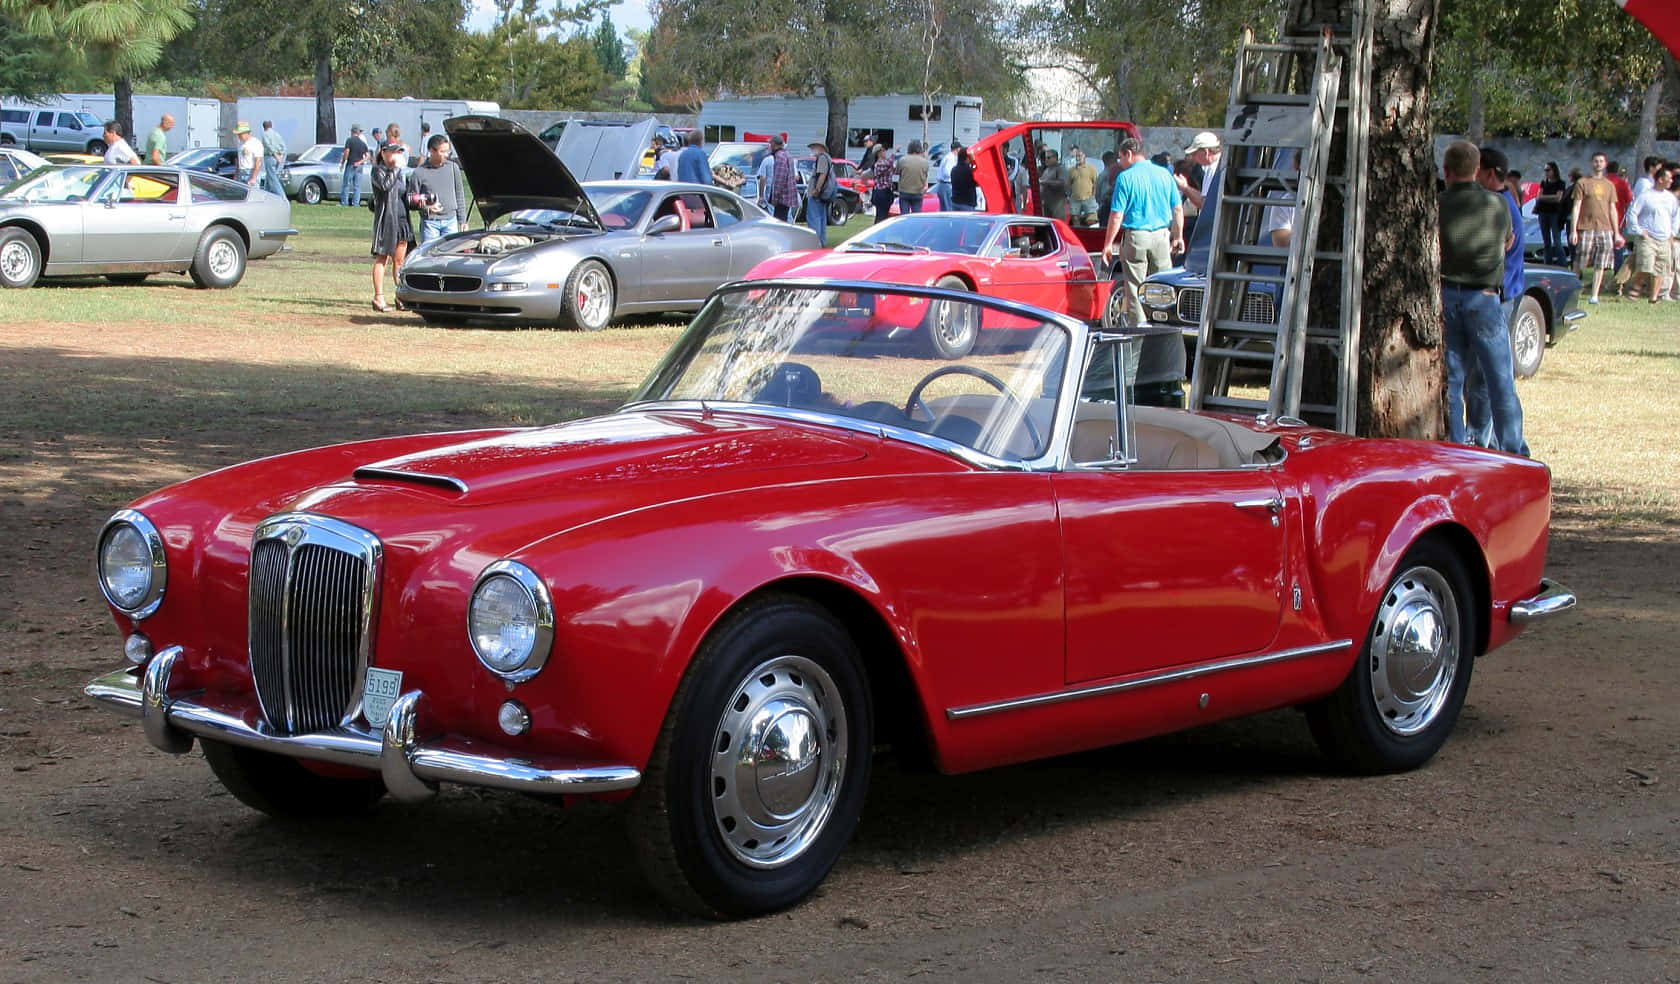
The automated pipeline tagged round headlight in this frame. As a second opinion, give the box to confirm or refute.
[467,561,553,681]
[97,510,166,618]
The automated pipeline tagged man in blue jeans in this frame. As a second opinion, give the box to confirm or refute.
[1439,140,1526,456]
[340,124,369,207]
[406,134,468,245]
[1464,146,1527,452]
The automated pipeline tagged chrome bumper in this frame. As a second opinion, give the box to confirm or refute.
[84,647,641,803]
[1510,578,1577,624]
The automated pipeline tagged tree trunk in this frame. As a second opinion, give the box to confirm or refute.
[1634,71,1662,173]
[314,45,336,144]
[114,76,133,150]
[1300,0,1445,439]
[822,81,847,158]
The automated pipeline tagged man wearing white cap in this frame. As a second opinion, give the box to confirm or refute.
[1179,131,1221,210]
[234,122,264,189]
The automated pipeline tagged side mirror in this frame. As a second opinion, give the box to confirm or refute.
[647,213,682,235]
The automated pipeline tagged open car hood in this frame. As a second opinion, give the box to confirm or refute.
[443,115,601,229]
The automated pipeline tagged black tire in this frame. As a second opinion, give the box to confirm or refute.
[1306,540,1478,774]
[1509,294,1545,379]
[105,273,150,285]
[559,259,614,331]
[627,595,873,918]
[201,740,386,818]
[828,196,850,225]
[87,139,107,155]
[922,275,979,358]
[0,227,43,288]
[299,179,324,205]
[188,226,246,289]
[0,134,14,147]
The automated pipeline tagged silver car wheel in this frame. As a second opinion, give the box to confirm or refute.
[709,654,848,870]
[576,266,612,328]
[1,236,39,285]
[1510,296,1545,378]
[1102,283,1134,330]
[1368,565,1461,737]
[207,238,240,279]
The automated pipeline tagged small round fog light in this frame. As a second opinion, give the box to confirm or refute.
[498,700,531,736]
[124,633,154,665]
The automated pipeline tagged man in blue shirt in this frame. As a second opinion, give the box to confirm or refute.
[676,129,712,185]
[1464,145,1528,455]
[1099,137,1184,326]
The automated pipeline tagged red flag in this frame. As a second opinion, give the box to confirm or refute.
[1618,0,1680,58]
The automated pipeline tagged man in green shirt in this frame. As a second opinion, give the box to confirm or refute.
[145,114,173,165]
[1439,139,1525,456]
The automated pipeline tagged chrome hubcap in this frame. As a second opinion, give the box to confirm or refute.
[1,240,31,281]
[207,239,238,278]
[1369,566,1460,736]
[931,298,976,350]
[710,654,847,869]
[1512,313,1541,368]
[576,267,611,326]
[1104,287,1131,328]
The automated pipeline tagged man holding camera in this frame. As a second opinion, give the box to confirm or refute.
[406,134,468,245]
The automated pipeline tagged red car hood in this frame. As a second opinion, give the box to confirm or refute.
[749,249,957,283]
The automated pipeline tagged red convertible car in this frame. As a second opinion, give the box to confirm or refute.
[746,213,1102,357]
[85,282,1574,918]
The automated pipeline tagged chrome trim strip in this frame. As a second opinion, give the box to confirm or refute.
[1509,578,1577,624]
[258,228,298,240]
[945,639,1355,721]
[352,466,470,494]
[1562,309,1587,323]
[83,650,642,800]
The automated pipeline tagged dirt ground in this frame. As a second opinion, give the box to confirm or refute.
[2,317,1677,983]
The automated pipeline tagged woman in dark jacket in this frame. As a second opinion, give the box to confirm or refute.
[370,141,415,312]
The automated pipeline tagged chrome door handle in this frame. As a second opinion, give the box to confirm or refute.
[712,238,724,246]
[1234,497,1284,526]
[1056,261,1069,268]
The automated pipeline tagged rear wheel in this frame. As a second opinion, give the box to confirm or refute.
[922,275,978,358]
[299,178,324,205]
[1307,540,1477,774]
[1509,295,1545,378]
[559,259,614,331]
[0,227,42,288]
[188,226,246,288]
[627,595,872,917]
[202,740,386,818]
[828,196,850,225]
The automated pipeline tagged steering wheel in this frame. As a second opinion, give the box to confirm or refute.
[904,365,1044,453]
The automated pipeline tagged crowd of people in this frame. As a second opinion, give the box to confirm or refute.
[1534,152,1680,305]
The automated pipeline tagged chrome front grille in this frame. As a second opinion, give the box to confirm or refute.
[405,273,483,292]
[1176,288,1277,325]
[248,515,381,734]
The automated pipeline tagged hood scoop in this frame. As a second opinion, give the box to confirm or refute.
[353,466,469,495]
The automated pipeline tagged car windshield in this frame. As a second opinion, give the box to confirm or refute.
[1,165,109,202]
[168,148,220,167]
[297,144,341,164]
[632,283,1073,462]
[843,215,995,256]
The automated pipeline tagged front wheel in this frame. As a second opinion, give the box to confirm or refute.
[202,740,386,818]
[1101,281,1133,330]
[559,259,614,331]
[188,226,247,288]
[1307,540,1477,774]
[87,139,107,155]
[299,179,324,205]
[828,197,850,225]
[1509,295,1545,378]
[0,227,43,288]
[922,275,978,358]
[627,595,872,917]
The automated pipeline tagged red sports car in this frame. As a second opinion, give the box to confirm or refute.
[746,212,1103,357]
[86,281,1574,918]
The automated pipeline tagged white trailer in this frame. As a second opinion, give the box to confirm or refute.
[47,93,221,154]
[233,96,500,156]
[700,92,983,158]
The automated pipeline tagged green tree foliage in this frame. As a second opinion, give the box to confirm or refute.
[0,10,91,98]
[592,11,626,79]
[1011,0,1280,124]
[642,0,1022,137]
[441,0,604,108]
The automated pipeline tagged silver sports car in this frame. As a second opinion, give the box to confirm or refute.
[396,115,822,330]
[280,144,372,205]
[0,164,295,289]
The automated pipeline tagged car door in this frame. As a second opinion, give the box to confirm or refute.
[989,221,1078,313]
[641,192,731,304]
[80,169,187,263]
[1055,467,1287,684]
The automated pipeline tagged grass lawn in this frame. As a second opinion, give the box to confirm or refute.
[1,201,1676,533]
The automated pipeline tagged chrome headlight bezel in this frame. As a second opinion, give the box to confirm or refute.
[1139,283,1178,308]
[467,560,554,682]
[97,509,167,619]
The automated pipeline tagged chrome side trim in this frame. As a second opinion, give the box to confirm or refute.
[258,228,298,240]
[352,466,470,494]
[83,650,642,800]
[945,639,1355,721]
[1509,578,1577,623]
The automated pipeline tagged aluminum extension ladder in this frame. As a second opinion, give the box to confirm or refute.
[1187,2,1373,432]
